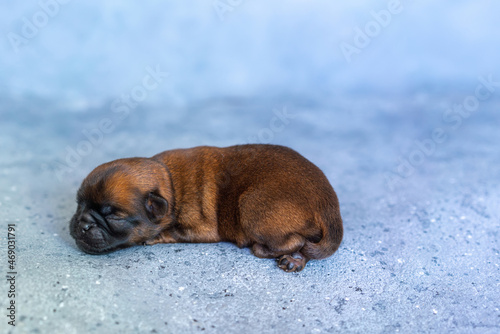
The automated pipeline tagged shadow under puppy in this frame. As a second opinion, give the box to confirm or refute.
[70,144,343,272]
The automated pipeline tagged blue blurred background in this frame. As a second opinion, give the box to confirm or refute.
[2,1,499,107]
[1,2,500,333]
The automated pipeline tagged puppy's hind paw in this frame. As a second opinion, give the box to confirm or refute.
[277,252,306,272]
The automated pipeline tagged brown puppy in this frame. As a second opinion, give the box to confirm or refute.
[69,144,343,272]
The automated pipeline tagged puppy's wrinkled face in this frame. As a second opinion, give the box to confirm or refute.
[69,158,173,254]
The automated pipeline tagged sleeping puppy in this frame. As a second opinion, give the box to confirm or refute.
[69,144,343,272]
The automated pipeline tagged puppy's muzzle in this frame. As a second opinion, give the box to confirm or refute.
[81,221,94,232]
[71,210,115,254]
[77,212,94,232]
[76,211,110,235]
[76,212,94,233]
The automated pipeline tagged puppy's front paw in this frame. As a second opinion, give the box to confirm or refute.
[143,238,160,246]
[143,233,178,246]
[277,252,306,272]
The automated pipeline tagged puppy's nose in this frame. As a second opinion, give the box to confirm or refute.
[79,212,96,233]
[81,222,94,232]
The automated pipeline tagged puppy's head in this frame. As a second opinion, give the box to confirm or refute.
[69,158,174,254]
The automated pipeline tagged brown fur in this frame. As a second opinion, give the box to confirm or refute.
[69,144,343,272]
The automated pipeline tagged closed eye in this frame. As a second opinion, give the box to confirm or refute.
[106,215,125,223]
[105,214,131,233]
[100,206,127,222]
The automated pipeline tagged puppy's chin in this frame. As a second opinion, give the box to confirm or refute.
[72,227,118,255]
[76,238,136,254]
[75,240,113,255]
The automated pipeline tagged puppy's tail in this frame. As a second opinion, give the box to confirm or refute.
[301,201,343,260]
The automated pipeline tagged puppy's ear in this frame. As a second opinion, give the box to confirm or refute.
[145,192,168,222]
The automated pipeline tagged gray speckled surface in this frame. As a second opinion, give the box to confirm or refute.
[1,96,499,333]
